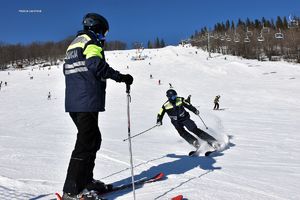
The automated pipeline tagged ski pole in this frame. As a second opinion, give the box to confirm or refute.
[123,124,159,142]
[197,114,209,129]
[126,84,136,200]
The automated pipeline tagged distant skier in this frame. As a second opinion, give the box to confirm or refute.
[150,74,153,79]
[213,95,220,110]
[156,89,218,149]
[47,92,51,100]
[4,82,7,86]
[62,13,133,200]
[158,80,161,85]
[169,83,173,88]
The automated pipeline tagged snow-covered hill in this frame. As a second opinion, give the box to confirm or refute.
[0,45,300,200]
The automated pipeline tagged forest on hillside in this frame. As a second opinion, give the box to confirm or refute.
[189,16,300,62]
[0,37,127,70]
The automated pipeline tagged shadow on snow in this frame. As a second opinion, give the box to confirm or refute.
[105,140,235,199]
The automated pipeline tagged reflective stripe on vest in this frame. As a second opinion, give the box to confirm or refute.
[163,98,183,110]
[64,66,88,75]
[64,61,86,69]
[83,44,103,59]
[67,34,91,52]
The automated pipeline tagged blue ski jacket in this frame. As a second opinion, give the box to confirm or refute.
[63,30,122,112]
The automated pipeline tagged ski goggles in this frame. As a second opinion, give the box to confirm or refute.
[169,95,177,101]
[97,33,106,40]
[98,29,108,40]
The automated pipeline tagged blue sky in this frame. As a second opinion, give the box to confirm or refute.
[1,0,299,47]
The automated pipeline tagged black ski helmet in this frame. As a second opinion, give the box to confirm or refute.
[82,13,109,36]
[166,89,177,99]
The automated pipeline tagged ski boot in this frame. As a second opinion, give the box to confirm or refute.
[207,140,221,150]
[86,179,113,194]
[62,190,105,200]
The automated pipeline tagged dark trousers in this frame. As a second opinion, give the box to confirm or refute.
[172,118,216,145]
[63,112,102,195]
[214,103,219,110]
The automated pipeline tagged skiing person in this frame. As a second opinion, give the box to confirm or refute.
[156,89,218,149]
[47,92,51,100]
[62,13,133,200]
[213,95,220,110]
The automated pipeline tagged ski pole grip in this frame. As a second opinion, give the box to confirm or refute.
[126,84,130,93]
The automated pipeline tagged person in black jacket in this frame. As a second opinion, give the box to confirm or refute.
[213,95,220,110]
[62,13,133,200]
[157,89,217,149]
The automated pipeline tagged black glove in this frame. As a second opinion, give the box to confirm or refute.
[120,74,133,85]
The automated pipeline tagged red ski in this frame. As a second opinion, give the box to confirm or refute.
[55,172,164,200]
[171,194,183,200]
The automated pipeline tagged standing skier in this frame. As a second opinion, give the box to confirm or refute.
[62,13,133,200]
[156,89,217,149]
[213,95,220,110]
[47,92,51,100]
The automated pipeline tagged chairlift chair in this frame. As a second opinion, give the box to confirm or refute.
[257,34,264,42]
[275,29,284,39]
[226,36,232,42]
[262,25,270,34]
[220,35,225,41]
[288,15,299,28]
[244,37,250,43]
[288,20,299,28]
[234,36,240,43]
[275,33,284,39]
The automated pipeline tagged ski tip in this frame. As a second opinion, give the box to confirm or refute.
[171,194,183,200]
[155,172,164,179]
[55,192,62,200]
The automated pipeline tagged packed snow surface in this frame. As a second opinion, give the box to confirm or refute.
[0,45,300,200]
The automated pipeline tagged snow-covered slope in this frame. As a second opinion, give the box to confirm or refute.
[0,45,300,200]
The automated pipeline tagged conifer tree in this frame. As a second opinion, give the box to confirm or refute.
[147,40,153,49]
[276,16,283,29]
[160,39,166,48]
[155,37,160,48]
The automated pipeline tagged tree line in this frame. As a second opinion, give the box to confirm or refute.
[147,37,166,49]
[189,16,300,62]
[0,37,127,70]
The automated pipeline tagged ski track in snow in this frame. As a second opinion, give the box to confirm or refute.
[1,45,300,199]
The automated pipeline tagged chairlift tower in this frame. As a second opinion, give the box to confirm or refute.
[207,31,212,58]
[131,42,147,60]
[246,27,253,37]
[288,15,299,28]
